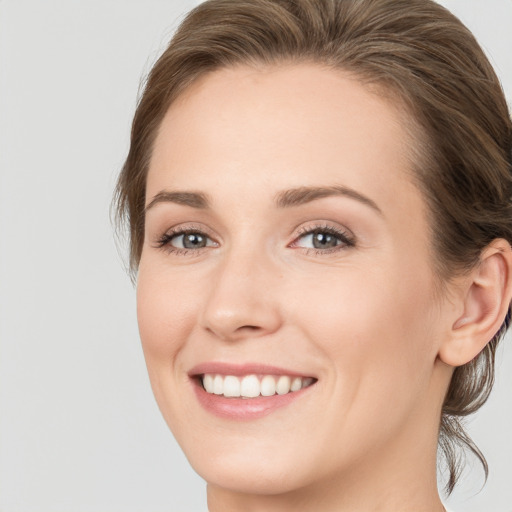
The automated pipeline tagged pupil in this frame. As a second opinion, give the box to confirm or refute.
[183,233,206,248]
[313,232,337,249]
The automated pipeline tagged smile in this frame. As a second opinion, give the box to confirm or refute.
[189,363,318,420]
[202,374,315,398]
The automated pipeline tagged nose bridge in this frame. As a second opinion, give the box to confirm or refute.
[200,242,282,341]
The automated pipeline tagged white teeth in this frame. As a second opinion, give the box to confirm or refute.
[223,375,241,397]
[201,373,315,398]
[276,375,291,395]
[290,376,302,392]
[240,375,260,398]
[203,374,214,393]
[260,375,276,396]
[213,375,223,395]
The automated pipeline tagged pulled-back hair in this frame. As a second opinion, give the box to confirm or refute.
[114,0,512,493]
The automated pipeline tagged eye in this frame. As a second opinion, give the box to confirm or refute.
[292,225,355,252]
[155,228,217,253]
[299,231,341,249]
[171,232,210,249]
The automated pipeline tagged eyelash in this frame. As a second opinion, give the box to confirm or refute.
[154,223,355,256]
[154,226,216,256]
[291,223,355,255]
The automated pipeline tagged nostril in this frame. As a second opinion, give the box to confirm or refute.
[235,325,263,334]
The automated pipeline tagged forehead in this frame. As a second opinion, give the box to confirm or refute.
[147,63,424,219]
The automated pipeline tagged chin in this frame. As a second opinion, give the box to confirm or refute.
[192,455,310,496]
[170,424,321,496]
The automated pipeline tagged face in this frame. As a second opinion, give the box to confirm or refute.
[138,64,450,494]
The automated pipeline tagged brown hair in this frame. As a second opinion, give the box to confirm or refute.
[114,0,512,493]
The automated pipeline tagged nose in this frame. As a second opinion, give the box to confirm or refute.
[199,249,283,342]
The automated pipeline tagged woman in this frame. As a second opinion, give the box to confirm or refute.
[114,0,512,510]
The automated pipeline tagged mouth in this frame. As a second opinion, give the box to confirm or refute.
[201,373,315,398]
[188,363,317,420]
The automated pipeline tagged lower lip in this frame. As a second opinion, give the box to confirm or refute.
[192,380,314,421]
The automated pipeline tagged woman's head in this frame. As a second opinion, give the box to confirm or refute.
[115,0,512,495]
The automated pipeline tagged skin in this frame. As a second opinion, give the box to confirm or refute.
[137,64,512,511]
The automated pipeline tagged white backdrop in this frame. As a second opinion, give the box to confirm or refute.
[0,1,511,511]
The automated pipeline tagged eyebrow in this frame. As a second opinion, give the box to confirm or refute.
[274,185,383,215]
[145,191,210,212]
[145,185,382,215]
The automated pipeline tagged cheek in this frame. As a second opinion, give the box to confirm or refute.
[136,259,205,435]
[136,258,199,375]
[293,260,438,397]
[289,265,439,458]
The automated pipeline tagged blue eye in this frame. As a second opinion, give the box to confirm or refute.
[298,231,341,249]
[156,229,216,252]
[172,232,210,249]
[293,226,354,251]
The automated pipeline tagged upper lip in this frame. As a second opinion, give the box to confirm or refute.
[188,362,316,378]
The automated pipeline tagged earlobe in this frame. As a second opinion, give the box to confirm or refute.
[439,239,512,367]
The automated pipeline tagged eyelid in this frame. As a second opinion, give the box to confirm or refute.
[289,222,356,251]
[152,223,219,253]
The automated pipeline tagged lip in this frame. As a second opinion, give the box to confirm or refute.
[188,362,314,378]
[188,362,317,421]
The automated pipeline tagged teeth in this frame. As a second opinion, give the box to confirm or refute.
[203,374,214,393]
[240,375,260,398]
[290,376,302,392]
[224,375,241,397]
[201,373,314,398]
[276,375,291,395]
[260,375,276,396]
[303,377,313,388]
[213,375,223,395]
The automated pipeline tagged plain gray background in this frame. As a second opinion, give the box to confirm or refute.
[0,1,511,511]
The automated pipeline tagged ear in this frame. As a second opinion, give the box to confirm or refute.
[439,239,512,367]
